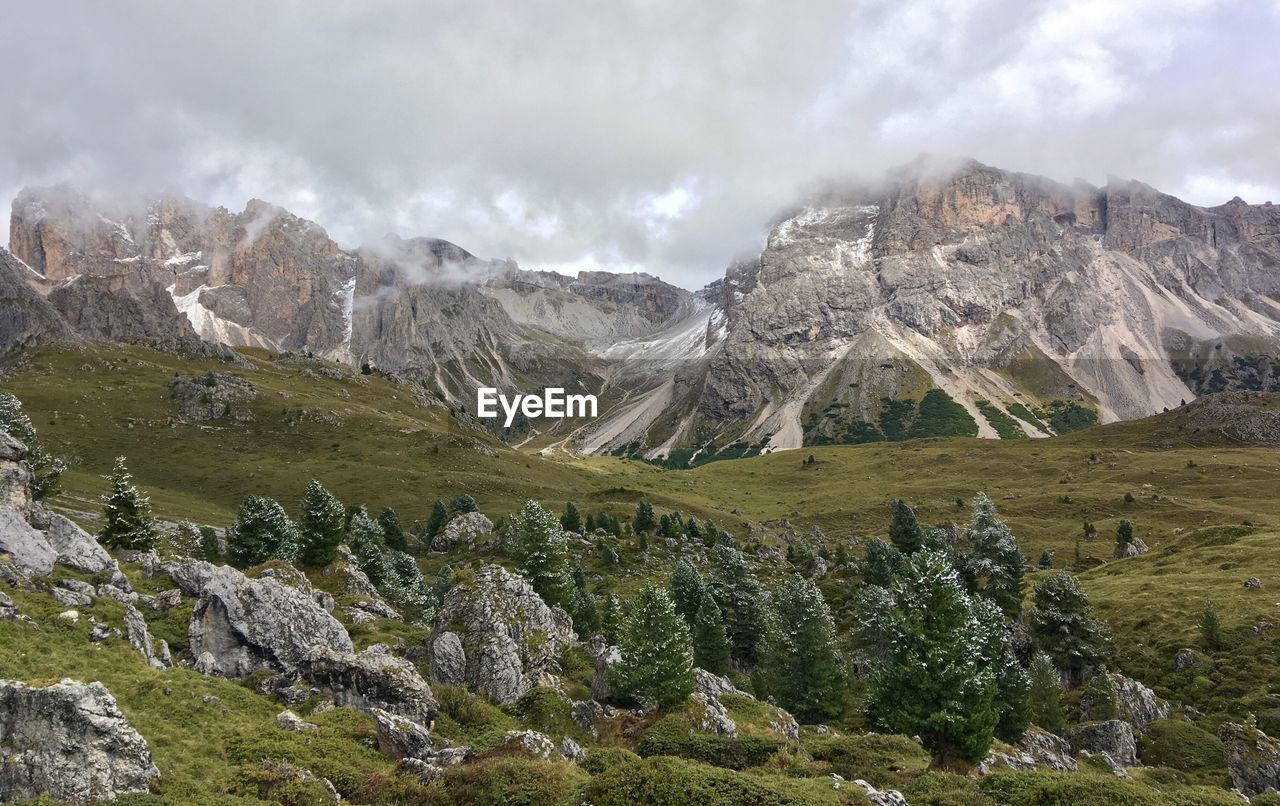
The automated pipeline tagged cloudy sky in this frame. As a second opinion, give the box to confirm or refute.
[3,1,1278,289]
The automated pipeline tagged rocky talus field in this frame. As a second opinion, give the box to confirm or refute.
[0,338,1279,804]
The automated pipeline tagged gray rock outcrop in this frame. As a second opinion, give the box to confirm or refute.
[0,505,56,576]
[426,565,575,705]
[1219,720,1280,798]
[0,678,159,804]
[432,511,493,552]
[979,728,1077,774]
[40,512,115,574]
[1069,720,1138,767]
[1113,674,1169,732]
[167,372,258,421]
[184,562,353,678]
[296,644,438,725]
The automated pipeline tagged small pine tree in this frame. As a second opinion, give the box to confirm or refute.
[426,500,448,537]
[1199,599,1221,651]
[633,500,656,534]
[609,586,695,706]
[863,550,1008,768]
[1115,519,1134,548]
[764,574,845,721]
[584,512,597,532]
[198,525,223,563]
[1082,518,1097,540]
[568,564,600,636]
[959,493,1027,616]
[378,507,408,552]
[668,558,706,625]
[637,531,649,552]
[1028,571,1111,684]
[889,499,924,555]
[834,543,851,567]
[686,518,702,540]
[298,480,346,567]
[691,591,731,675]
[1038,551,1053,569]
[449,494,478,514]
[709,544,767,665]
[513,500,572,608]
[0,393,66,500]
[1027,652,1067,734]
[600,593,625,644]
[561,502,582,533]
[227,495,300,567]
[863,537,904,587]
[348,508,390,587]
[99,456,158,550]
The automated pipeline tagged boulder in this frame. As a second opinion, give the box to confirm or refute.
[979,728,1077,774]
[0,432,32,511]
[52,578,96,607]
[432,511,493,552]
[1174,648,1196,670]
[852,779,909,806]
[124,602,166,669]
[1219,720,1280,798]
[277,710,315,732]
[186,563,353,678]
[560,736,586,763]
[693,667,752,700]
[426,565,575,705]
[689,692,737,737]
[503,729,557,760]
[591,644,621,702]
[1112,674,1169,732]
[40,513,114,574]
[166,372,258,422]
[1069,720,1138,767]
[0,678,159,804]
[1244,577,1263,589]
[0,505,56,576]
[296,643,438,724]
[373,708,433,760]
[1114,537,1149,559]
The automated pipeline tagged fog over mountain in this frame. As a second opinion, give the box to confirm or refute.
[3,1,1279,288]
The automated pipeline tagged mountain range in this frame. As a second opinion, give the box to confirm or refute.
[4,157,1278,462]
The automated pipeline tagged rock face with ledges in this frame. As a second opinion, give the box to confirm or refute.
[296,644,438,725]
[1112,673,1169,733]
[0,678,159,804]
[184,562,354,678]
[426,565,575,705]
[0,247,72,351]
[0,505,56,576]
[38,512,114,574]
[1219,720,1280,798]
[1069,719,1138,767]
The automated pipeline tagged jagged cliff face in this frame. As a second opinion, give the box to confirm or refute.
[577,159,1280,458]
[7,158,1278,456]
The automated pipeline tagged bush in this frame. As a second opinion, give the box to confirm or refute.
[580,755,803,806]
[977,769,1244,806]
[513,687,576,738]
[1136,720,1226,784]
[582,746,642,775]
[428,755,586,805]
[803,732,931,785]
[635,715,780,770]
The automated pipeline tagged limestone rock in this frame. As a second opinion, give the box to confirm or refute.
[1115,537,1149,559]
[560,736,586,764]
[277,710,315,732]
[426,565,575,705]
[1112,674,1169,732]
[1174,648,1197,670]
[0,247,74,352]
[167,372,258,422]
[979,728,1077,774]
[0,432,33,512]
[0,505,56,576]
[296,643,438,725]
[689,692,737,737]
[693,667,752,700]
[124,602,166,669]
[591,644,621,703]
[186,562,353,678]
[0,678,159,804]
[1069,720,1138,767]
[40,513,115,574]
[852,779,909,806]
[1219,720,1280,798]
[53,579,96,607]
[503,729,557,760]
[432,511,493,552]
[373,708,433,760]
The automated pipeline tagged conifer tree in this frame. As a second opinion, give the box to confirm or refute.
[863,537,904,587]
[1027,652,1067,734]
[1081,667,1119,721]
[709,544,767,665]
[993,644,1030,744]
[686,518,702,540]
[1038,551,1053,569]
[601,593,625,644]
[426,500,448,537]
[560,501,582,533]
[1082,518,1097,540]
[0,393,66,500]
[298,480,346,567]
[1115,519,1134,549]
[227,495,300,568]
[449,494,478,514]
[959,493,1027,616]
[384,550,437,623]
[668,558,706,625]
[198,525,223,563]
[568,563,600,636]
[633,500,656,534]
[863,549,1009,768]
[691,591,731,675]
[609,585,695,706]
[347,508,390,587]
[1199,599,1221,650]
[889,499,924,555]
[514,500,572,608]
[99,456,158,550]
[1028,571,1111,684]
[378,507,407,552]
[763,574,845,721]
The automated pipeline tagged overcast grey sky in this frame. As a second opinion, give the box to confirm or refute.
[3,0,1278,288]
